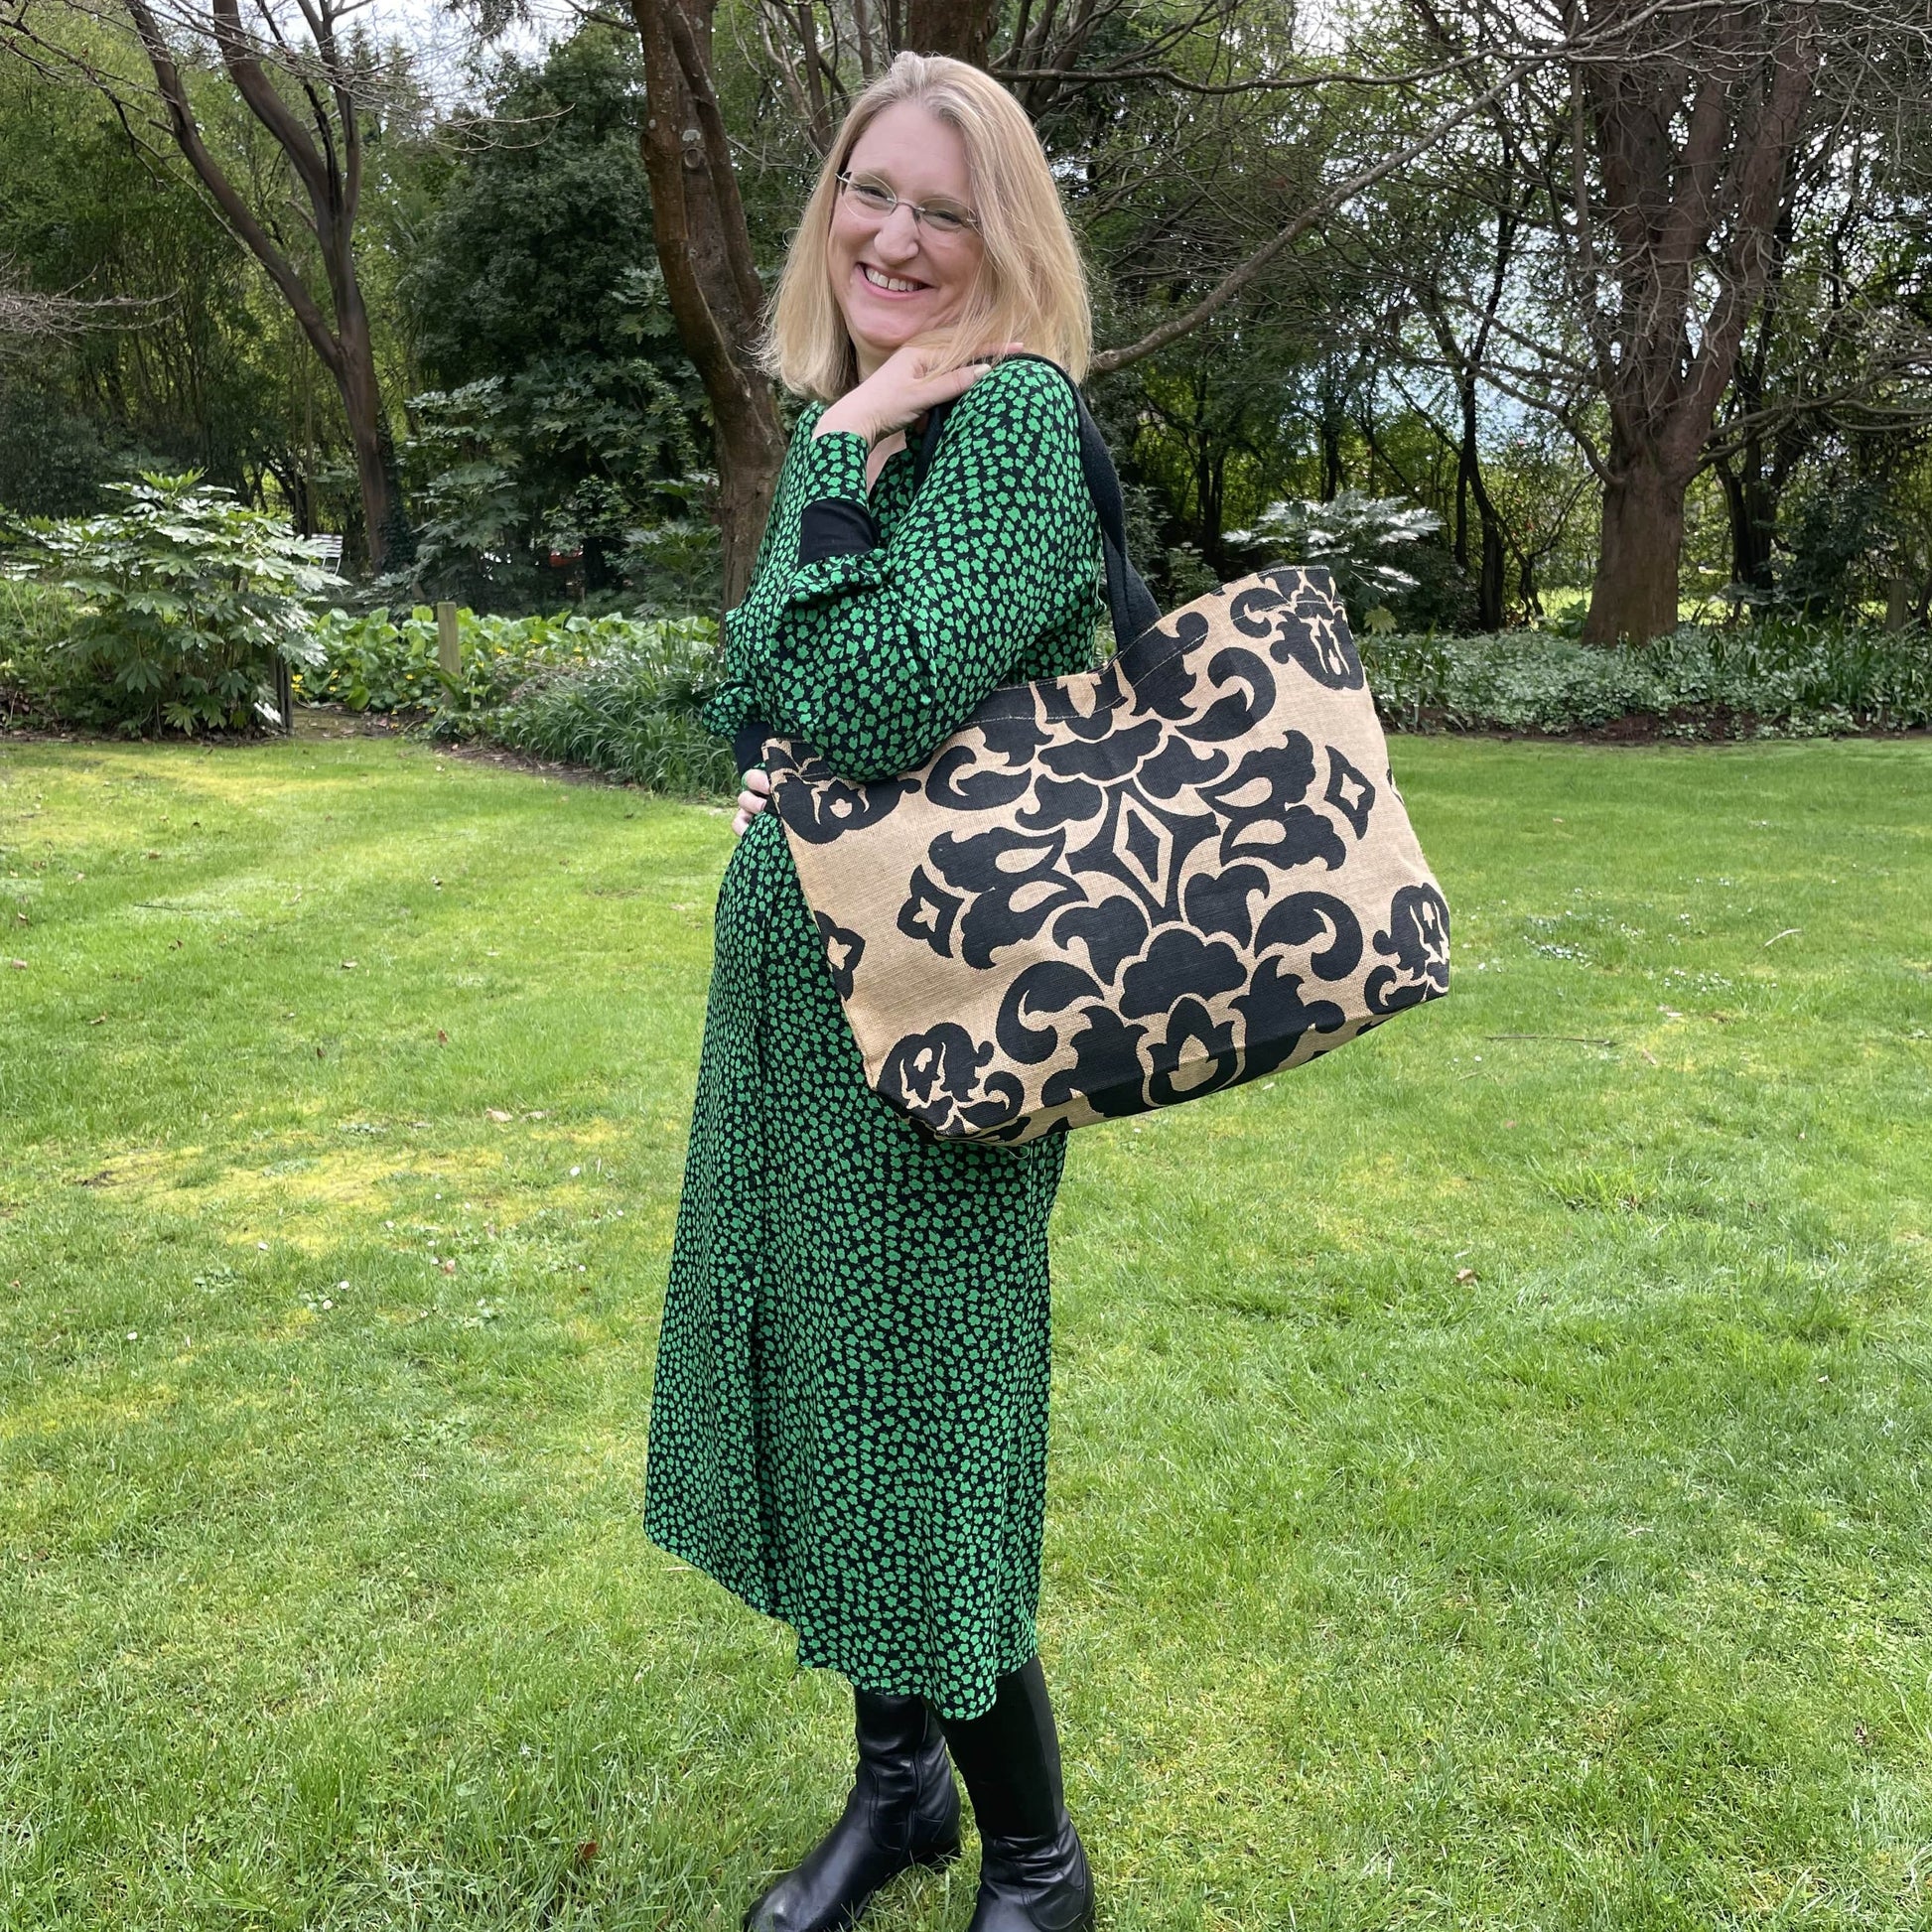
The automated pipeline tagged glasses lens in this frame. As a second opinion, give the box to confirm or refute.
[921,206,972,235]
[848,178,896,214]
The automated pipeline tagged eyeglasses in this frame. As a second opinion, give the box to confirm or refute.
[835,171,981,239]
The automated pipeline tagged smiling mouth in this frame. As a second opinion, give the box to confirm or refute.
[860,263,926,293]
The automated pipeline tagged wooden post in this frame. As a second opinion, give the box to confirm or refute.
[436,601,461,677]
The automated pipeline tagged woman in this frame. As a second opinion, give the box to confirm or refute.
[643,51,1104,1932]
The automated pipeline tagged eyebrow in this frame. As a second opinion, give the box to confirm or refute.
[847,167,970,203]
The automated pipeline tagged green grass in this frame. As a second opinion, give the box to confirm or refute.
[3,724,1930,1930]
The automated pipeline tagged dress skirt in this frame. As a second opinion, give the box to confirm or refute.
[643,809,1070,1719]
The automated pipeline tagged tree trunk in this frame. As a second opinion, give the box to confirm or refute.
[631,0,786,612]
[111,0,408,571]
[1517,550,1541,619]
[1455,381,1507,629]
[1477,512,1506,631]
[901,0,998,63]
[336,304,404,572]
[1715,450,1777,595]
[1583,446,1687,643]
[1318,414,1343,502]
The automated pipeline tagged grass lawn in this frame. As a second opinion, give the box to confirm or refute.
[3,722,1929,1930]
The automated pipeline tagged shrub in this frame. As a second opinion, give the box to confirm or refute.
[1224,490,1444,627]
[489,619,732,792]
[1359,619,1932,737]
[3,473,338,735]
[0,576,83,728]
[304,603,730,790]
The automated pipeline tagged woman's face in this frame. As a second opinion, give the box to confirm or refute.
[828,101,984,380]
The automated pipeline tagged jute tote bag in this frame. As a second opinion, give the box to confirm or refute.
[756,357,1450,1145]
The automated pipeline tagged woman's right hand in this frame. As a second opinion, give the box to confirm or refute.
[733,766,771,838]
[815,339,1028,447]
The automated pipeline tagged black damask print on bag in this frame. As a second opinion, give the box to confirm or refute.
[765,563,1450,1142]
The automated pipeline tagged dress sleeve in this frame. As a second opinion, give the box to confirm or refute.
[717,357,1095,783]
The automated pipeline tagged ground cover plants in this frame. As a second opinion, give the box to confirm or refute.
[302,606,729,790]
[2,731,1929,1929]
[1362,621,1932,738]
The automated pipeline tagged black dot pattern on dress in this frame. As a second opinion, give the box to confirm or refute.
[643,358,1102,1720]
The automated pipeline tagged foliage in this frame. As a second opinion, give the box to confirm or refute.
[1772,467,1932,621]
[1225,489,1445,624]
[304,601,727,788]
[488,623,734,793]
[0,373,129,518]
[0,572,81,725]
[387,355,714,613]
[0,40,320,518]
[4,472,338,734]
[1362,618,1932,736]
[392,29,712,609]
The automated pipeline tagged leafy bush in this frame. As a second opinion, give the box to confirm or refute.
[305,603,730,790]
[302,604,579,722]
[2,473,338,734]
[1360,619,1932,737]
[1224,490,1444,626]
[0,575,82,728]
[489,621,732,793]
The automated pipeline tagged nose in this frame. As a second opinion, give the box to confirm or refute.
[873,202,921,257]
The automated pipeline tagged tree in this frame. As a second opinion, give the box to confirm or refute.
[395,24,710,606]
[2,0,424,567]
[625,0,785,606]
[1562,0,1821,641]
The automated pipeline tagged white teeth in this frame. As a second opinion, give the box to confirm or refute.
[862,265,920,292]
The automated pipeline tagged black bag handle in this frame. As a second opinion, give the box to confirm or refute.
[909,350,1163,653]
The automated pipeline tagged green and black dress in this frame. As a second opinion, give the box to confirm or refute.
[643,356,1102,1720]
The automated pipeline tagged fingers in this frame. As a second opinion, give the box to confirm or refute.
[732,809,750,837]
[737,767,770,826]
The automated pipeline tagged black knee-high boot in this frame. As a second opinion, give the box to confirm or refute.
[742,1684,961,1932]
[936,1656,1096,1932]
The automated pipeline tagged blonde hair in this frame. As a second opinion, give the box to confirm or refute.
[759,52,1092,401]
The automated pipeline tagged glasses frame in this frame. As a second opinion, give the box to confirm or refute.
[835,170,982,239]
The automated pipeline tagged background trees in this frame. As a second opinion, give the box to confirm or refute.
[1,0,1927,634]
